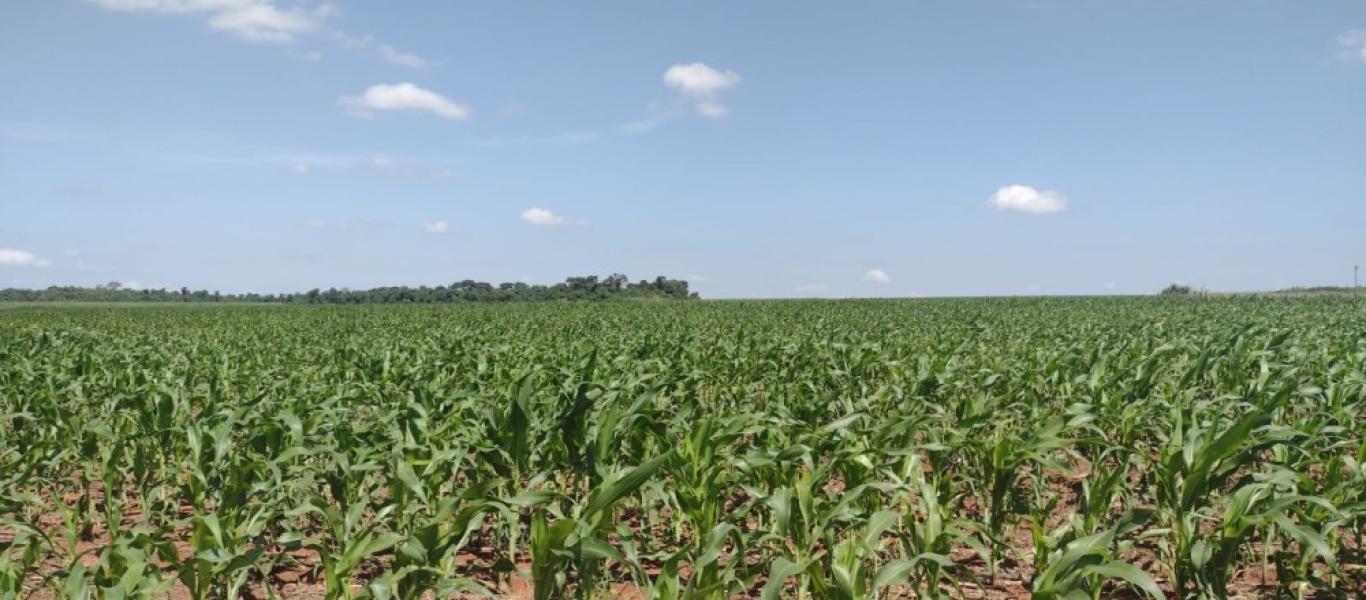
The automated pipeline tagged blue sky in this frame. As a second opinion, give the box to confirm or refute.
[2,1,1364,298]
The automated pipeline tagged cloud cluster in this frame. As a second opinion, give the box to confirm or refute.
[664,62,742,118]
[421,220,449,234]
[90,0,319,43]
[0,249,50,267]
[988,185,1068,213]
[340,83,470,119]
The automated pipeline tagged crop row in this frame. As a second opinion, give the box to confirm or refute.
[1,297,1362,599]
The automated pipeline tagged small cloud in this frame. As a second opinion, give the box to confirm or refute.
[208,4,316,42]
[795,283,830,293]
[864,268,891,283]
[0,248,50,267]
[1103,282,1118,290]
[520,207,582,226]
[421,220,449,234]
[290,163,312,176]
[687,274,705,282]
[379,44,430,68]
[664,62,741,95]
[663,62,741,118]
[988,185,1068,213]
[1339,29,1366,63]
[91,0,320,43]
[340,83,470,119]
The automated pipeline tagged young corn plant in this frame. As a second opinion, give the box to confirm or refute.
[1030,510,1163,600]
[529,450,674,600]
[1150,404,1302,599]
[968,414,1070,577]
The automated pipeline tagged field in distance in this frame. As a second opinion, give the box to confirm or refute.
[1,297,1362,599]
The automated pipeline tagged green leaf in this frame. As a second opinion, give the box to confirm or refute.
[1081,562,1164,600]
[585,450,673,518]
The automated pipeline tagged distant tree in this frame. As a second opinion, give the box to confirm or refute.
[1160,283,1193,296]
[0,274,700,304]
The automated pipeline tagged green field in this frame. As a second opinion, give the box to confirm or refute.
[2,298,1363,599]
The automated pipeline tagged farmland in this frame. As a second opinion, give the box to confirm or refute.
[1,297,1363,599]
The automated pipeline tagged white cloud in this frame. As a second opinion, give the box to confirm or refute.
[664,62,741,95]
[663,62,741,118]
[1340,29,1366,63]
[864,268,891,283]
[687,274,705,283]
[207,3,314,42]
[90,0,318,43]
[0,248,50,267]
[289,162,311,175]
[379,44,429,68]
[988,185,1068,213]
[421,220,449,234]
[340,83,470,119]
[520,207,581,226]
[795,283,830,293]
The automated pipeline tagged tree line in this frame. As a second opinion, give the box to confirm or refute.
[0,274,697,303]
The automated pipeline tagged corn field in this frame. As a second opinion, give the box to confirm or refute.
[1,297,1363,599]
